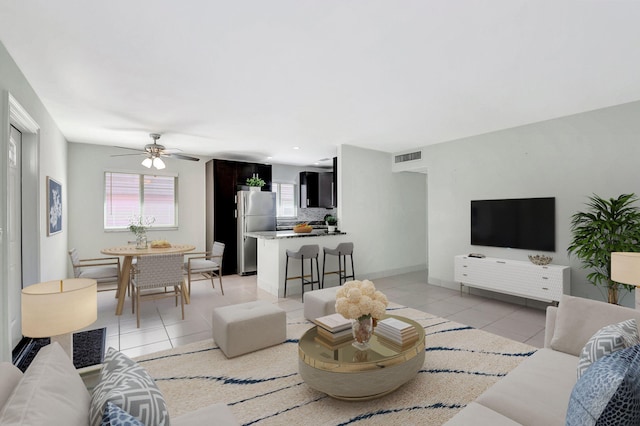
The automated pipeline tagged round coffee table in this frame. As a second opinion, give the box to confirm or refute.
[298,315,425,400]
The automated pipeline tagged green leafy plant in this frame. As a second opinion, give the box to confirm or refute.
[246,174,265,187]
[567,193,640,304]
[324,214,337,225]
[128,215,155,235]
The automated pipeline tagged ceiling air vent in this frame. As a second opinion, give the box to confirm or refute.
[394,151,422,163]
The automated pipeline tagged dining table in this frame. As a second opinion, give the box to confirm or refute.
[101,244,196,315]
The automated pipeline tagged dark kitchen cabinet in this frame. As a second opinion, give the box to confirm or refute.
[333,156,338,208]
[300,171,334,208]
[206,159,272,275]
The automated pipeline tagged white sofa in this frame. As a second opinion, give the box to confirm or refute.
[445,294,640,425]
[0,342,238,425]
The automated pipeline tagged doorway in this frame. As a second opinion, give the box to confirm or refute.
[1,94,40,361]
[8,125,22,349]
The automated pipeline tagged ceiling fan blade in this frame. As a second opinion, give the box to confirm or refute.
[113,146,144,152]
[110,153,145,157]
[166,153,200,162]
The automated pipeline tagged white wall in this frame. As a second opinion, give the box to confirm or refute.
[67,143,209,274]
[414,101,640,307]
[271,163,330,183]
[0,42,69,360]
[339,144,427,279]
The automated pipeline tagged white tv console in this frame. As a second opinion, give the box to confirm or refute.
[454,255,570,303]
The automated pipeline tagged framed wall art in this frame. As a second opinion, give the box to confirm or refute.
[47,176,62,236]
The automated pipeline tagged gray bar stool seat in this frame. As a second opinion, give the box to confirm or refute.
[322,242,355,287]
[284,244,320,301]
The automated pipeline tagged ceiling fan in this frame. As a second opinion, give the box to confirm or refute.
[112,133,200,170]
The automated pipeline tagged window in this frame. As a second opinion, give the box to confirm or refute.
[104,172,178,229]
[272,183,297,218]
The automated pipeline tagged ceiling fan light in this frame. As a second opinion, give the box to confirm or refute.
[153,157,166,170]
[141,157,153,168]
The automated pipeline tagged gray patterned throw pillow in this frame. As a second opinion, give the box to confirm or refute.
[90,348,170,426]
[577,318,640,378]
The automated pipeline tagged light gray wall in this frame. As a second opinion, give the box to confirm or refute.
[415,101,640,307]
[67,142,209,273]
[339,144,428,279]
[0,42,69,360]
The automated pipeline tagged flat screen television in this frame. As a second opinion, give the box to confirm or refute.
[471,197,555,252]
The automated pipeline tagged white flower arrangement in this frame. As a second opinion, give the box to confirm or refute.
[335,280,388,321]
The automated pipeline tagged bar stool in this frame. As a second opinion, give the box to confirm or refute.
[322,242,355,288]
[284,244,320,301]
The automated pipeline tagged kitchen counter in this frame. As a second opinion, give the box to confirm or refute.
[246,230,346,239]
[250,230,351,297]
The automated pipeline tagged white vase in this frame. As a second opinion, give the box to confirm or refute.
[249,186,261,192]
[327,225,336,233]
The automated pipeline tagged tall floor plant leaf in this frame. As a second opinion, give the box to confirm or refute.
[567,194,640,304]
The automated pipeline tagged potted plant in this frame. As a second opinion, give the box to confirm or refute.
[324,214,338,233]
[246,174,265,191]
[567,193,640,304]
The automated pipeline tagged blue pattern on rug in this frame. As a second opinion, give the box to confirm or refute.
[427,326,474,335]
[137,347,218,364]
[420,367,506,377]
[336,403,466,425]
[426,346,537,357]
[229,382,311,405]
[154,371,298,385]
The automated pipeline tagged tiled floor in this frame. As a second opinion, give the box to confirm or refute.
[84,270,548,359]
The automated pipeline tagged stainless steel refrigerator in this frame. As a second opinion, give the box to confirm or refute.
[237,190,277,275]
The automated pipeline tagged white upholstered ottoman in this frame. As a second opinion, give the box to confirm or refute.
[212,301,286,358]
[303,286,339,320]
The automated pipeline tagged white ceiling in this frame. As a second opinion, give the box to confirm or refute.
[1,1,640,166]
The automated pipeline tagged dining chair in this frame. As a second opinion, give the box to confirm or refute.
[68,248,121,294]
[184,241,225,296]
[131,253,186,328]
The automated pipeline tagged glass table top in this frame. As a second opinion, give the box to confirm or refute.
[298,315,425,373]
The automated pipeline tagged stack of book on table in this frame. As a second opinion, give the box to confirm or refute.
[312,313,353,349]
[375,317,418,351]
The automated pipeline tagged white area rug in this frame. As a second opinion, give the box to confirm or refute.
[135,304,536,425]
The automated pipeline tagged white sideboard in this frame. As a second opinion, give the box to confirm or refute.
[454,255,570,303]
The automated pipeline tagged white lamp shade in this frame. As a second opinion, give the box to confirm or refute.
[611,252,640,286]
[141,157,153,168]
[153,157,165,170]
[22,279,97,338]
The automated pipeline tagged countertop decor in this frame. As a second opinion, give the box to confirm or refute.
[293,223,313,233]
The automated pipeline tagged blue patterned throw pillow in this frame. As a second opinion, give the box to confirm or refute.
[101,402,144,426]
[566,344,640,426]
[90,348,170,426]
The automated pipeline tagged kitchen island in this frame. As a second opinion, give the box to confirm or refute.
[245,230,350,297]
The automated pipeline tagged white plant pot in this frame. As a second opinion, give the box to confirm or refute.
[327,225,337,233]
[249,186,261,192]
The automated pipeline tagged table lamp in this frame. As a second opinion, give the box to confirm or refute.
[22,278,97,358]
[610,252,640,309]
